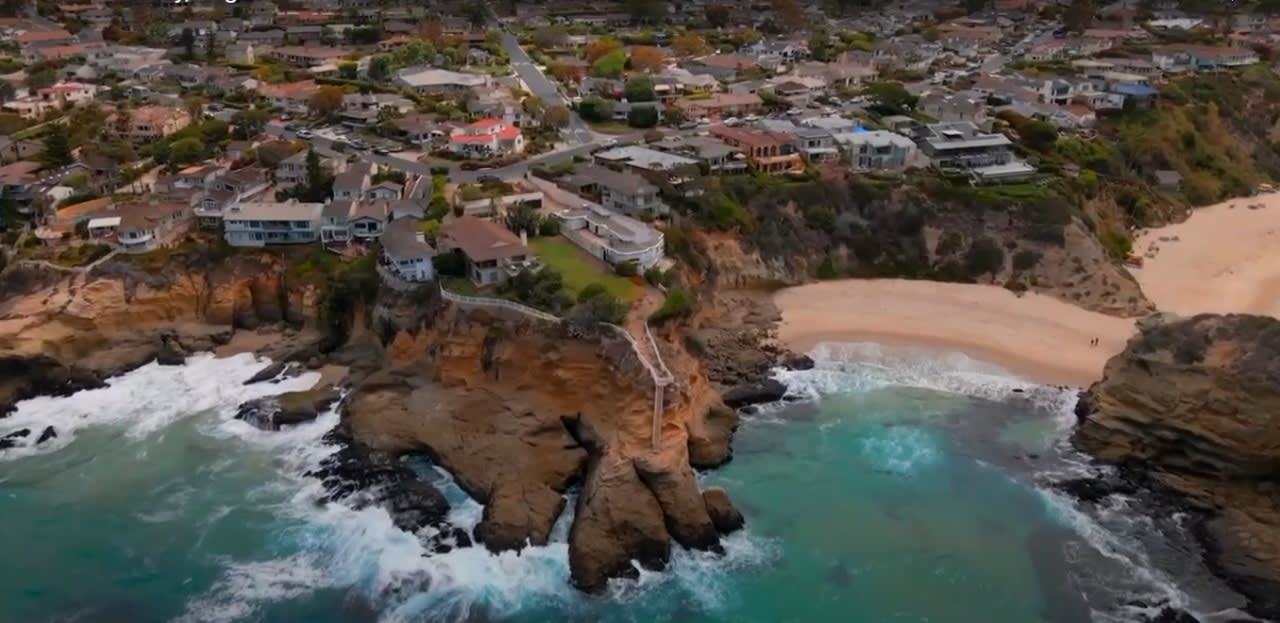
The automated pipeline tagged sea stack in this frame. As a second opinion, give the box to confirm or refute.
[1072,313,1280,620]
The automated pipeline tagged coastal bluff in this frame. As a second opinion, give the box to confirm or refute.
[1073,314,1280,620]
[350,299,743,592]
[0,254,749,593]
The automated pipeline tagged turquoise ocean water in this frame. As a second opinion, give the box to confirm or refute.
[0,345,1251,623]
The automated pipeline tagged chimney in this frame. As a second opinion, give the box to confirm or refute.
[520,229,528,246]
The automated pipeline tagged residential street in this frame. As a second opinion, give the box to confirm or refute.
[263,123,601,183]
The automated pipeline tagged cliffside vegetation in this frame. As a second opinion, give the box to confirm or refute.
[661,66,1280,317]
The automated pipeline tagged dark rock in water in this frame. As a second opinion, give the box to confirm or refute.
[235,387,342,431]
[243,361,304,385]
[721,379,787,409]
[1072,390,1093,421]
[154,335,188,366]
[0,354,108,418]
[36,426,56,445]
[1011,388,1025,393]
[0,428,31,449]
[1053,475,1139,504]
[1145,608,1201,623]
[739,405,759,415]
[826,561,851,588]
[702,487,745,534]
[307,427,451,536]
[782,354,815,371]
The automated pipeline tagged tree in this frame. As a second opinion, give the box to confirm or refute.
[40,125,73,167]
[572,285,627,324]
[26,68,57,90]
[864,81,918,115]
[338,61,358,80]
[504,204,544,236]
[1020,120,1059,151]
[368,55,392,81]
[591,49,627,78]
[705,4,731,27]
[183,94,205,121]
[577,96,614,122]
[963,0,988,13]
[627,106,659,128]
[0,81,14,103]
[463,1,488,29]
[809,26,832,62]
[585,38,622,64]
[231,107,270,139]
[308,86,345,119]
[625,0,664,23]
[629,45,665,73]
[302,149,333,202]
[533,25,568,49]
[547,62,578,84]
[965,237,1005,278]
[541,105,571,128]
[1064,0,1094,32]
[169,137,206,165]
[180,27,196,60]
[390,39,435,69]
[624,76,656,102]
[672,32,711,57]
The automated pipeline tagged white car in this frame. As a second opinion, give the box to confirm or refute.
[723,117,742,126]
[296,129,313,139]
[742,114,760,122]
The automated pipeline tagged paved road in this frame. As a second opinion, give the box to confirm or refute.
[486,5,594,145]
[264,124,602,184]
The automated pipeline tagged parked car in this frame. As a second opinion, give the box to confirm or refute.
[678,121,698,130]
[296,129,313,139]
[723,117,742,126]
[372,147,390,156]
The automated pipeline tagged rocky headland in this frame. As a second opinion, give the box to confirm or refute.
[0,249,762,593]
[1072,313,1280,620]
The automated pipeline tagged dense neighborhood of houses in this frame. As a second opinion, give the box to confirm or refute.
[0,0,1275,292]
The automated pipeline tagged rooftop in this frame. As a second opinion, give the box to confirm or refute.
[441,215,529,262]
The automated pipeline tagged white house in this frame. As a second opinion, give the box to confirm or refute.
[223,200,324,246]
[447,118,524,160]
[380,216,436,282]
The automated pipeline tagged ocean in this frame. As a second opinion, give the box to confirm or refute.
[0,345,1255,623]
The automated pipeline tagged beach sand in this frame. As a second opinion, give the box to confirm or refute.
[1131,194,1280,318]
[773,280,1135,387]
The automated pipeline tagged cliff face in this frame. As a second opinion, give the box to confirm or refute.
[696,178,1153,317]
[1074,314,1280,619]
[0,252,326,414]
[346,302,742,592]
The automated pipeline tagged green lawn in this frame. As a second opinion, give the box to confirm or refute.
[531,237,641,302]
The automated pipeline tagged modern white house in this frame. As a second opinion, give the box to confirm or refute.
[447,118,524,160]
[380,216,436,282]
[223,200,324,246]
[555,201,665,269]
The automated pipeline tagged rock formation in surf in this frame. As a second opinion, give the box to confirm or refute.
[346,298,744,592]
[1073,313,1280,620]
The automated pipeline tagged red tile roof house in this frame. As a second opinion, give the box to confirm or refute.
[447,118,525,160]
[438,215,537,286]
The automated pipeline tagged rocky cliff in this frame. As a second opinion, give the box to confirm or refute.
[1073,314,1280,619]
[0,250,327,415]
[346,299,743,592]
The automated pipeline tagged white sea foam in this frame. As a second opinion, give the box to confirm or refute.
[778,340,1081,429]
[0,352,321,458]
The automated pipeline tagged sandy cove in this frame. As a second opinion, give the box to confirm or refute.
[774,280,1134,386]
[774,194,1280,387]
[1130,194,1280,318]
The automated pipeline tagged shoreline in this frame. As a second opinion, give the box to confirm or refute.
[784,328,1104,387]
[773,279,1137,388]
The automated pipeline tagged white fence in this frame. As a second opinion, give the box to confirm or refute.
[439,285,561,323]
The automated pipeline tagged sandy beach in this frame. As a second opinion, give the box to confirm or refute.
[1131,194,1280,318]
[773,280,1135,386]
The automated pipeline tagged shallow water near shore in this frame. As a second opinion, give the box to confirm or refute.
[0,347,1253,622]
